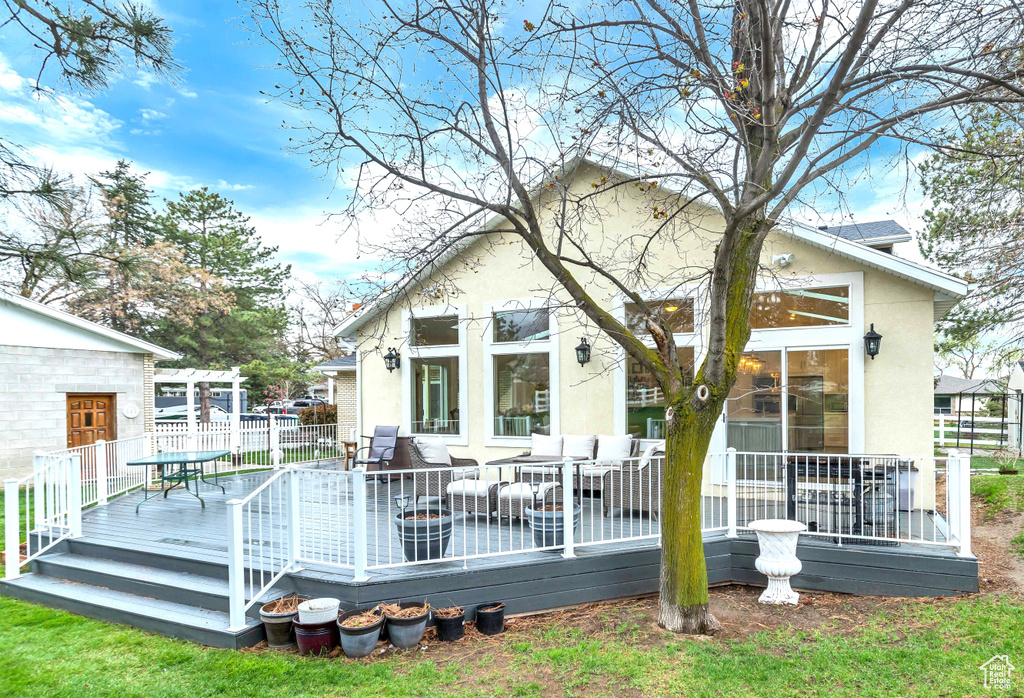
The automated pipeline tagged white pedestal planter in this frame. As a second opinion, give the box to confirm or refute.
[749,519,807,605]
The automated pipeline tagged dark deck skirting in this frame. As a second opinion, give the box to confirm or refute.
[0,532,977,648]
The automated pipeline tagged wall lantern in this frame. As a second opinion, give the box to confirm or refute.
[383,347,401,372]
[575,337,592,366]
[863,324,882,360]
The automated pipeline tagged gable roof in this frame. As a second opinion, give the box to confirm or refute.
[336,158,971,336]
[314,354,356,372]
[0,291,179,360]
[934,374,1002,395]
[820,220,912,245]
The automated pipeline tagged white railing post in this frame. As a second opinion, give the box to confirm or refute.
[67,454,83,538]
[561,458,576,558]
[726,448,738,538]
[142,432,154,491]
[270,416,281,469]
[937,415,945,447]
[94,440,109,506]
[4,478,21,580]
[957,451,973,558]
[287,468,301,569]
[32,452,46,528]
[226,499,247,630]
[352,467,369,581]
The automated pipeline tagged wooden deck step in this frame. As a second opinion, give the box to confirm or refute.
[0,574,264,648]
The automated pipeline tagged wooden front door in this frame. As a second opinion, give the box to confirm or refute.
[66,394,116,448]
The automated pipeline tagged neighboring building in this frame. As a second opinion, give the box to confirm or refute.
[337,160,969,465]
[313,354,357,436]
[0,291,178,479]
[933,374,1002,415]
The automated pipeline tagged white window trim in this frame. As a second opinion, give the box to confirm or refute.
[612,272,865,454]
[401,305,469,446]
[483,299,560,447]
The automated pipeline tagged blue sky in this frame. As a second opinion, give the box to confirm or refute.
[0,1,927,286]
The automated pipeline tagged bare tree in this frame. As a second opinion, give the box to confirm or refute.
[291,279,353,362]
[244,0,1024,633]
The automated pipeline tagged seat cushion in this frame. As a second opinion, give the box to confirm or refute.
[596,434,634,460]
[414,436,451,466]
[530,434,563,457]
[562,435,597,460]
[447,479,493,497]
[498,481,559,502]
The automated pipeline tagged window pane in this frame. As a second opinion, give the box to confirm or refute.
[787,349,848,453]
[493,353,550,436]
[626,347,695,439]
[493,308,550,343]
[726,351,783,452]
[750,286,849,329]
[412,315,459,346]
[625,298,694,336]
[411,357,459,434]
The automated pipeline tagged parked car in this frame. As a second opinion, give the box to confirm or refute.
[284,399,327,415]
[266,399,295,415]
[155,404,231,422]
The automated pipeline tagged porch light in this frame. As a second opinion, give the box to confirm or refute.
[383,347,401,372]
[864,324,882,360]
[575,337,591,366]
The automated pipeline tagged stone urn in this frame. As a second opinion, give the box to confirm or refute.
[749,519,807,605]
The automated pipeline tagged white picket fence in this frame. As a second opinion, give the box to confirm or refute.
[934,415,1012,450]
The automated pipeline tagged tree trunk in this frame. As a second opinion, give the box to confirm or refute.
[199,381,212,425]
[657,403,723,634]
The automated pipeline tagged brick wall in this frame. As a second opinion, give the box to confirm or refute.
[335,371,357,436]
[0,346,150,479]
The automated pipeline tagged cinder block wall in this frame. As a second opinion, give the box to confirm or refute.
[0,347,151,480]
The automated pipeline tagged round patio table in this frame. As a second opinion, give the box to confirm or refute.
[126,450,231,513]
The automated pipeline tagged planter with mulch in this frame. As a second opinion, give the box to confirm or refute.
[432,606,465,642]
[525,503,581,548]
[383,601,430,648]
[393,508,453,562]
[338,607,385,658]
[475,602,505,635]
[259,594,307,649]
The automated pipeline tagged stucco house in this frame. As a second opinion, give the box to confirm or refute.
[933,374,1002,416]
[0,291,178,479]
[337,161,970,465]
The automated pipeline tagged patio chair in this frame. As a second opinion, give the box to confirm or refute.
[601,446,665,519]
[353,426,400,474]
[407,441,495,515]
[497,481,562,520]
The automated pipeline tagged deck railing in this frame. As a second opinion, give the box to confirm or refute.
[4,452,81,579]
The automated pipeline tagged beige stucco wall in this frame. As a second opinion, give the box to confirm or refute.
[355,166,937,466]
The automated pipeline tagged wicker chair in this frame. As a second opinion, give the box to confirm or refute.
[407,442,491,513]
[497,481,562,520]
[601,449,665,519]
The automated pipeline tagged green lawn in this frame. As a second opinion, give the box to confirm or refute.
[1,479,1023,696]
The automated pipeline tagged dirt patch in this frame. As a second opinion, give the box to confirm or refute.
[972,504,1024,592]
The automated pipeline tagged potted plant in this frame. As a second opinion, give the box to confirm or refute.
[525,501,582,548]
[432,605,465,642]
[393,507,453,562]
[474,602,505,635]
[383,601,430,648]
[259,594,306,649]
[338,606,385,658]
[995,448,1020,475]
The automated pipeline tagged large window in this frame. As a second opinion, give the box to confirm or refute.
[493,353,550,436]
[726,351,783,452]
[626,348,695,439]
[494,308,550,343]
[934,396,952,415]
[412,315,459,346]
[750,286,849,329]
[625,298,695,336]
[411,357,460,435]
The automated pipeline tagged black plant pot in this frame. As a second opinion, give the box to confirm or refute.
[433,611,465,642]
[393,507,453,562]
[475,602,505,636]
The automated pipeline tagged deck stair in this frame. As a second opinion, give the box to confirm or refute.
[0,536,273,648]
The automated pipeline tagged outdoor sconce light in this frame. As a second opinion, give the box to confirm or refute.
[863,324,882,360]
[575,337,592,366]
[383,347,401,372]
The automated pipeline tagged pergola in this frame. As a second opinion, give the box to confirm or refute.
[153,368,246,447]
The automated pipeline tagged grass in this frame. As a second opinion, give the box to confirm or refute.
[971,472,1024,515]
[2,481,1023,696]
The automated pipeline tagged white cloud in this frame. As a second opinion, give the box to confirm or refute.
[215,179,254,191]
[139,108,167,122]
[178,88,198,99]
[133,72,159,91]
